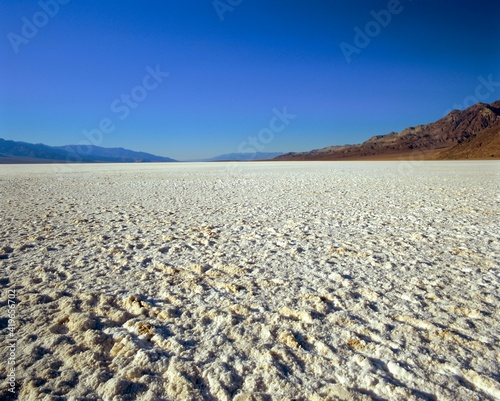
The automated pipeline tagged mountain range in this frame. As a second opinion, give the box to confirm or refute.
[275,100,500,161]
[2,101,499,164]
[193,152,284,162]
[0,140,177,164]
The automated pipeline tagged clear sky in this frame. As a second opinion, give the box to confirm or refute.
[1,0,499,160]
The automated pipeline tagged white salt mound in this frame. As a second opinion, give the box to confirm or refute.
[0,161,499,401]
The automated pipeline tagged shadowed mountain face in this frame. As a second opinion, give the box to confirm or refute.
[0,139,177,163]
[275,100,500,161]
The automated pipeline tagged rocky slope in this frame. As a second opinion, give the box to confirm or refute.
[276,100,500,161]
[434,125,500,160]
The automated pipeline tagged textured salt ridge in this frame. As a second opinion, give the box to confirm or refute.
[0,161,499,401]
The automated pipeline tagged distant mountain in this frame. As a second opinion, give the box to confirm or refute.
[195,152,284,162]
[55,145,176,163]
[0,139,177,163]
[275,100,500,161]
[0,139,77,163]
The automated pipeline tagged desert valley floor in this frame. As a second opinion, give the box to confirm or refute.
[0,161,499,401]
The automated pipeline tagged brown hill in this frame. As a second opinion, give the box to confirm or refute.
[433,125,500,160]
[275,100,500,161]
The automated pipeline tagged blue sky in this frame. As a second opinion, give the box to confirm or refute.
[1,0,499,160]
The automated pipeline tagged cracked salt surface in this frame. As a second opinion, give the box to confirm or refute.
[0,161,499,400]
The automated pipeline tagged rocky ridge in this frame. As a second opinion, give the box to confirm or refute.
[276,101,500,161]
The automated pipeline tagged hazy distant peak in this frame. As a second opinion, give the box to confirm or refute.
[0,139,177,164]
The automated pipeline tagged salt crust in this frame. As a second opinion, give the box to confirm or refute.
[0,161,499,400]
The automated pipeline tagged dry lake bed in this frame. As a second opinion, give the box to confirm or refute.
[0,161,499,401]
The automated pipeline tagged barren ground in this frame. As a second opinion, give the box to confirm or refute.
[0,161,499,401]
